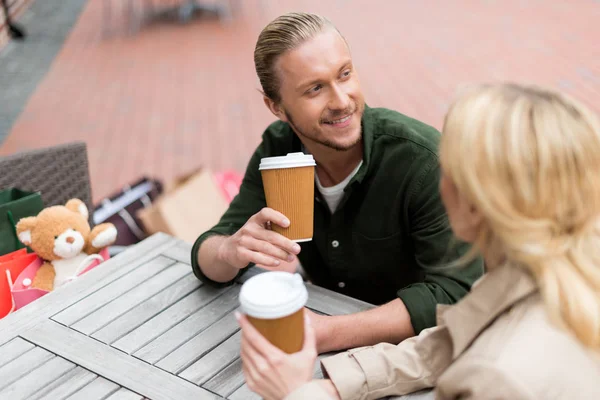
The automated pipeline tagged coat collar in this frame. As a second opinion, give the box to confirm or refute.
[437,264,538,359]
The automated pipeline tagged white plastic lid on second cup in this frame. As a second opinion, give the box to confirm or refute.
[239,272,308,319]
[259,152,316,170]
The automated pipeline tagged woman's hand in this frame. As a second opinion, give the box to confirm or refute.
[237,310,317,399]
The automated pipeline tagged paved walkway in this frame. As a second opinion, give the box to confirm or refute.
[1,0,599,203]
[0,0,87,142]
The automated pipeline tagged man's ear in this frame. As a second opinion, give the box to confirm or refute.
[262,95,288,122]
[16,217,37,246]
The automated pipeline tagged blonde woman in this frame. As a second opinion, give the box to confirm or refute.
[237,83,600,400]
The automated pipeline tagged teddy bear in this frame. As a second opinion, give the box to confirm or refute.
[15,198,117,292]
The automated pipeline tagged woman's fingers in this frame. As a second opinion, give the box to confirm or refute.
[302,312,317,355]
[238,313,286,360]
[241,341,281,400]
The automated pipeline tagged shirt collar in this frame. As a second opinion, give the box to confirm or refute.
[351,104,374,185]
[437,264,538,359]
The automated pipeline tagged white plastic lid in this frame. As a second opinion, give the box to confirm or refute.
[239,272,308,319]
[259,152,316,170]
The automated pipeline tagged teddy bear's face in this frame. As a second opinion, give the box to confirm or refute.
[19,206,91,261]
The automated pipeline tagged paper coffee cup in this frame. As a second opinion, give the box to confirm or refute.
[259,153,316,242]
[239,272,308,354]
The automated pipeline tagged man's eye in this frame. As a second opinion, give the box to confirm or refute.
[309,84,322,94]
[341,70,351,78]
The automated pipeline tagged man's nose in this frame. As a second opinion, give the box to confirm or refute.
[328,84,351,111]
[66,236,75,244]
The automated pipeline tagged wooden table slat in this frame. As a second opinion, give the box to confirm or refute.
[133,286,240,365]
[105,387,144,400]
[70,262,191,335]
[52,256,176,327]
[0,337,35,368]
[112,285,231,356]
[0,355,75,400]
[0,346,55,390]
[64,376,120,400]
[156,310,239,374]
[161,243,192,265]
[229,383,261,400]
[22,320,219,400]
[32,366,97,400]
[203,357,246,398]
[92,274,202,345]
[180,331,241,385]
[305,283,375,316]
[0,234,176,341]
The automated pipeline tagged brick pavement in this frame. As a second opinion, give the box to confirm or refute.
[1,0,599,203]
[0,0,87,143]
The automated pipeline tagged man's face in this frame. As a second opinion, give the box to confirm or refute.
[269,29,365,151]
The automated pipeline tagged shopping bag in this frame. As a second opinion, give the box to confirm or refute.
[0,189,44,256]
[93,177,163,246]
[0,249,39,319]
[10,248,110,310]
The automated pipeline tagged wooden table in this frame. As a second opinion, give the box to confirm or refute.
[0,233,434,400]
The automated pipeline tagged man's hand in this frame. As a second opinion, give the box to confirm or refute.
[217,207,301,270]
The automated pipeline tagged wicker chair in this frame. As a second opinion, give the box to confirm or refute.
[0,142,94,225]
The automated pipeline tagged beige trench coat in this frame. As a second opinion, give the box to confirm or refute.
[286,265,600,400]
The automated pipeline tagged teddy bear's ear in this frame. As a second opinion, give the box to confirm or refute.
[65,199,88,220]
[16,217,37,246]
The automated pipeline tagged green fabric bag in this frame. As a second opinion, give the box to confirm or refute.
[0,189,44,256]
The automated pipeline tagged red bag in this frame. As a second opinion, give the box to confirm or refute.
[6,248,110,312]
[0,249,38,319]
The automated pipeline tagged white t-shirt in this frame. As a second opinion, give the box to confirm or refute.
[315,160,363,214]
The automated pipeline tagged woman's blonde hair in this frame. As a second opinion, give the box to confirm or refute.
[440,83,600,349]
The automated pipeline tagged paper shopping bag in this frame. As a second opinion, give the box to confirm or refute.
[0,249,39,319]
[0,189,44,256]
[11,248,110,310]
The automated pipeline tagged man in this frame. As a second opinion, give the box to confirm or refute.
[191,12,483,353]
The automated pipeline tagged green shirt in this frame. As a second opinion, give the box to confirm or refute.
[191,106,483,333]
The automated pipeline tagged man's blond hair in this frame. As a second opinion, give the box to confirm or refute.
[254,12,335,102]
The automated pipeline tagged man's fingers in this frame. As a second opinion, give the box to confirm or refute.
[243,210,300,257]
[236,247,280,268]
[252,228,301,256]
[241,236,293,262]
[253,208,290,229]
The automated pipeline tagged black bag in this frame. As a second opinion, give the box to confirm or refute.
[93,177,163,246]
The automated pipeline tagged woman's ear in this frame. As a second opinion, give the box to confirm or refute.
[461,199,484,242]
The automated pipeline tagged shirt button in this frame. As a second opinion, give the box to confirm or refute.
[331,240,339,248]
[338,281,346,288]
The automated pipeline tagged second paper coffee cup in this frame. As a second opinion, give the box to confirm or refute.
[259,152,316,242]
[239,271,308,354]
